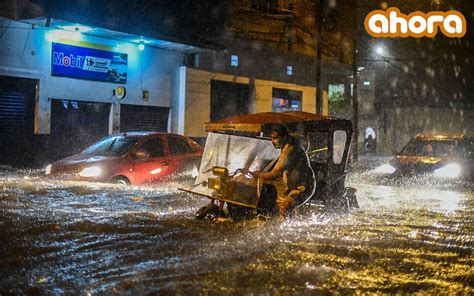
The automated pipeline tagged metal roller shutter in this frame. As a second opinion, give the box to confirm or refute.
[0,92,28,137]
[120,105,169,132]
[50,99,110,159]
[0,76,36,166]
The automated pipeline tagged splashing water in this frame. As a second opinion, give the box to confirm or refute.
[0,168,472,294]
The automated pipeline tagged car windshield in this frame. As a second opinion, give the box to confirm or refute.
[81,136,139,156]
[401,140,456,157]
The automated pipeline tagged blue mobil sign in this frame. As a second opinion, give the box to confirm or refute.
[52,43,128,84]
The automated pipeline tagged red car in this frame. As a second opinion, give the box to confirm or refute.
[45,132,203,185]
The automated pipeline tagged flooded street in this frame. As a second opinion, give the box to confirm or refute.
[0,168,472,294]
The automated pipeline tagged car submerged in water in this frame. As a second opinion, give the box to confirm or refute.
[374,134,474,180]
[181,111,359,221]
[45,132,203,185]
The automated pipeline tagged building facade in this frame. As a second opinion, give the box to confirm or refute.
[0,17,191,165]
[1,12,350,166]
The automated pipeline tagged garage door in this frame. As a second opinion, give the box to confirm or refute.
[50,100,110,159]
[120,105,169,132]
[0,76,36,166]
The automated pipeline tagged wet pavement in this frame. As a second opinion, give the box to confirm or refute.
[0,167,472,294]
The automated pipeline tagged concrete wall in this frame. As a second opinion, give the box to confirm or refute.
[179,67,327,137]
[0,18,182,134]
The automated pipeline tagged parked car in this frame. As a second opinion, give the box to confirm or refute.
[374,134,473,179]
[45,132,203,185]
[181,111,358,221]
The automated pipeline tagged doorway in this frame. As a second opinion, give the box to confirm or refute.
[210,80,250,121]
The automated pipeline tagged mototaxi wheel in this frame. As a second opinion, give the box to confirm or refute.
[227,203,255,221]
[196,203,220,220]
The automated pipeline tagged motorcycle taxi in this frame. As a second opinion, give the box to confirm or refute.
[181,111,358,221]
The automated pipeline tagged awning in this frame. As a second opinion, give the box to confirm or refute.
[21,17,223,53]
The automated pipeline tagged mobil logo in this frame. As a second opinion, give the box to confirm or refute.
[53,51,85,68]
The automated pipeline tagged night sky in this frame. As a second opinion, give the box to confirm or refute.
[30,0,229,41]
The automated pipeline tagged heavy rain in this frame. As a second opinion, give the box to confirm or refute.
[1,0,473,294]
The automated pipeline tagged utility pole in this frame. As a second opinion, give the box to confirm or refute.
[351,0,359,162]
[315,0,323,116]
[352,38,359,162]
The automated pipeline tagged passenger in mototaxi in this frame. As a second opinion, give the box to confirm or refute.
[246,124,315,217]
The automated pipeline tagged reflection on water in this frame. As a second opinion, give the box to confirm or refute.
[356,184,463,214]
[0,169,472,294]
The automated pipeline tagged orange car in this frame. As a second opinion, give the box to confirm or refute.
[376,134,473,179]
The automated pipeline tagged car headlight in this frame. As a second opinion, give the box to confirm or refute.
[434,164,461,178]
[373,164,396,174]
[79,166,102,177]
[45,164,52,175]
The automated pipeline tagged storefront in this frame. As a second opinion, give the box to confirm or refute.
[0,17,196,165]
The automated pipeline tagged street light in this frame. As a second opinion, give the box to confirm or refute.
[375,45,385,56]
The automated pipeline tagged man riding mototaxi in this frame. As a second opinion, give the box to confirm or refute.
[247,124,315,217]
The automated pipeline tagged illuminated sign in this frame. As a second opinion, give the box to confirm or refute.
[52,43,128,83]
[364,7,466,38]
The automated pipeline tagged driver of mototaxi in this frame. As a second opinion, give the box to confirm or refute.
[247,124,314,217]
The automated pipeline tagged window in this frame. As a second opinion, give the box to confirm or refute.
[107,137,139,156]
[272,88,302,112]
[82,136,139,156]
[307,131,328,163]
[329,84,350,116]
[287,65,293,76]
[231,55,239,67]
[139,137,164,158]
[328,84,345,102]
[82,136,114,155]
[168,137,195,155]
[401,140,454,157]
[333,130,347,164]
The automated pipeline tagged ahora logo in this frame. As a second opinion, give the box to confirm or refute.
[365,7,466,38]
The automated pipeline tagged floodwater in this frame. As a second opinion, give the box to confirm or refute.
[0,167,472,294]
